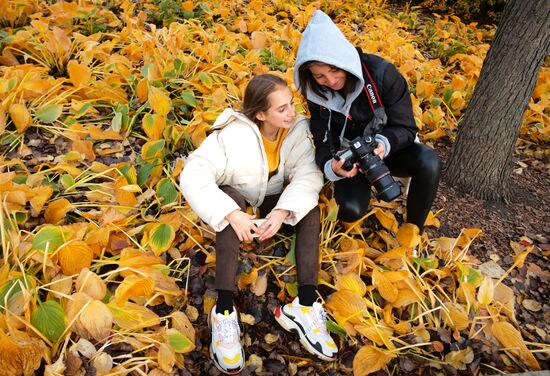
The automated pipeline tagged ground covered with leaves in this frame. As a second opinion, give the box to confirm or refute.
[0,1,548,375]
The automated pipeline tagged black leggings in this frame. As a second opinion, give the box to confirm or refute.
[334,143,441,231]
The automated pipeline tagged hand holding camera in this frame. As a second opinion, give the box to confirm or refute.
[334,135,401,202]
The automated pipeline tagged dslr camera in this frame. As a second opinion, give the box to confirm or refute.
[335,135,402,202]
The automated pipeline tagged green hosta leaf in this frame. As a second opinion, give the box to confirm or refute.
[167,328,195,353]
[32,300,66,342]
[14,211,28,224]
[286,234,296,265]
[141,139,165,161]
[174,58,183,71]
[32,226,66,252]
[149,223,175,255]
[59,174,75,190]
[111,111,123,132]
[285,281,297,297]
[326,319,348,339]
[118,163,137,185]
[457,263,483,285]
[180,90,197,107]
[137,162,154,186]
[153,264,170,275]
[198,72,212,88]
[326,204,339,222]
[414,257,439,270]
[157,178,178,205]
[74,102,91,118]
[0,276,28,312]
[35,104,63,123]
[443,89,453,103]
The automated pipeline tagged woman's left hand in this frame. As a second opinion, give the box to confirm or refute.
[373,142,385,159]
[258,209,289,241]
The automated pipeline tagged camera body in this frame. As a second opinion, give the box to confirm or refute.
[335,135,402,202]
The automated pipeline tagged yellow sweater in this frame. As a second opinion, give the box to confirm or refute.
[262,128,289,175]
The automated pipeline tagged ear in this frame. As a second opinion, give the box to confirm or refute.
[255,112,266,122]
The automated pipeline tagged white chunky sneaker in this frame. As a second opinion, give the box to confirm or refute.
[209,305,245,374]
[274,297,338,361]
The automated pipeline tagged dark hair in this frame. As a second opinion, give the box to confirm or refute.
[242,74,287,125]
[297,61,357,100]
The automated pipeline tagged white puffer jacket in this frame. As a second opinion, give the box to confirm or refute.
[180,109,323,232]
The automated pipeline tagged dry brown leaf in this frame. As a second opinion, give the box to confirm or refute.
[108,301,160,330]
[47,273,73,301]
[396,223,420,248]
[80,300,113,341]
[8,103,32,133]
[444,347,474,370]
[335,272,367,296]
[237,267,258,290]
[354,323,393,347]
[491,321,541,370]
[442,303,470,331]
[148,86,171,116]
[29,185,53,216]
[326,290,368,325]
[370,208,398,233]
[0,332,49,376]
[250,272,267,296]
[66,292,93,338]
[477,276,494,306]
[92,352,113,376]
[170,311,195,344]
[114,274,155,303]
[372,269,398,303]
[58,240,94,276]
[493,283,516,321]
[158,343,175,373]
[75,268,106,300]
[352,345,394,376]
[67,60,92,88]
[44,198,73,224]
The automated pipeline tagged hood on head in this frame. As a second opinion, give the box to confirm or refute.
[293,10,364,113]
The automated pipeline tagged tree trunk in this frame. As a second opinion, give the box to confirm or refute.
[443,0,550,201]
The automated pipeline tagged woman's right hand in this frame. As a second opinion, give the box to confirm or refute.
[332,158,359,178]
[226,210,259,242]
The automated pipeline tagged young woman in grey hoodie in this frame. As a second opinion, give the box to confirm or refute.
[294,10,441,232]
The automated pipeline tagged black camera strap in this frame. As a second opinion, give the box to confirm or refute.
[361,61,388,136]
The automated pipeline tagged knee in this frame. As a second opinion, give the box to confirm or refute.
[220,186,247,210]
[338,199,368,222]
[416,148,441,182]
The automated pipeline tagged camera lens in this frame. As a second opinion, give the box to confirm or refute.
[361,155,401,202]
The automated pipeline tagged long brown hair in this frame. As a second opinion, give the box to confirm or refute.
[297,61,357,100]
[242,74,287,125]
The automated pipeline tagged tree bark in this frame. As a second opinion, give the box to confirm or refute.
[443,0,550,201]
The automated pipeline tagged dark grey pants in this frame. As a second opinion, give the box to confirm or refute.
[215,186,320,292]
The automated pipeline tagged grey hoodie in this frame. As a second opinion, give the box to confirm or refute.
[293,10,364,117]
[294,10,396,180]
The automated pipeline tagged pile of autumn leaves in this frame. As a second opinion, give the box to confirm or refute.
[0,0,547,375]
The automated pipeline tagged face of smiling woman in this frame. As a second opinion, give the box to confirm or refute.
[309,63,347,91]
[255,86,296,140]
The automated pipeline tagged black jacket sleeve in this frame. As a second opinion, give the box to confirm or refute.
[307,100,333,170]
[377,61,418,153]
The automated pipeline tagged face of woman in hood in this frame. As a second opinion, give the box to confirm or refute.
[309,63,347,91]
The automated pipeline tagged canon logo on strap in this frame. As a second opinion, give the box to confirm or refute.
[365,84,378,105]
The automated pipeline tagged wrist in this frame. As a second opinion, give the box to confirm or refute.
[226,209,240,220]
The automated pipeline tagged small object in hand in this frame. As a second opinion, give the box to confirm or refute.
[251,219,266,238]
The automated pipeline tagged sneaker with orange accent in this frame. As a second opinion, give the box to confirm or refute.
[209,305,245,374]
[274,297,338,361]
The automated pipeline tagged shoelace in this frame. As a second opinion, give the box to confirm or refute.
[218,315,239,344]
[309,305,329,335]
